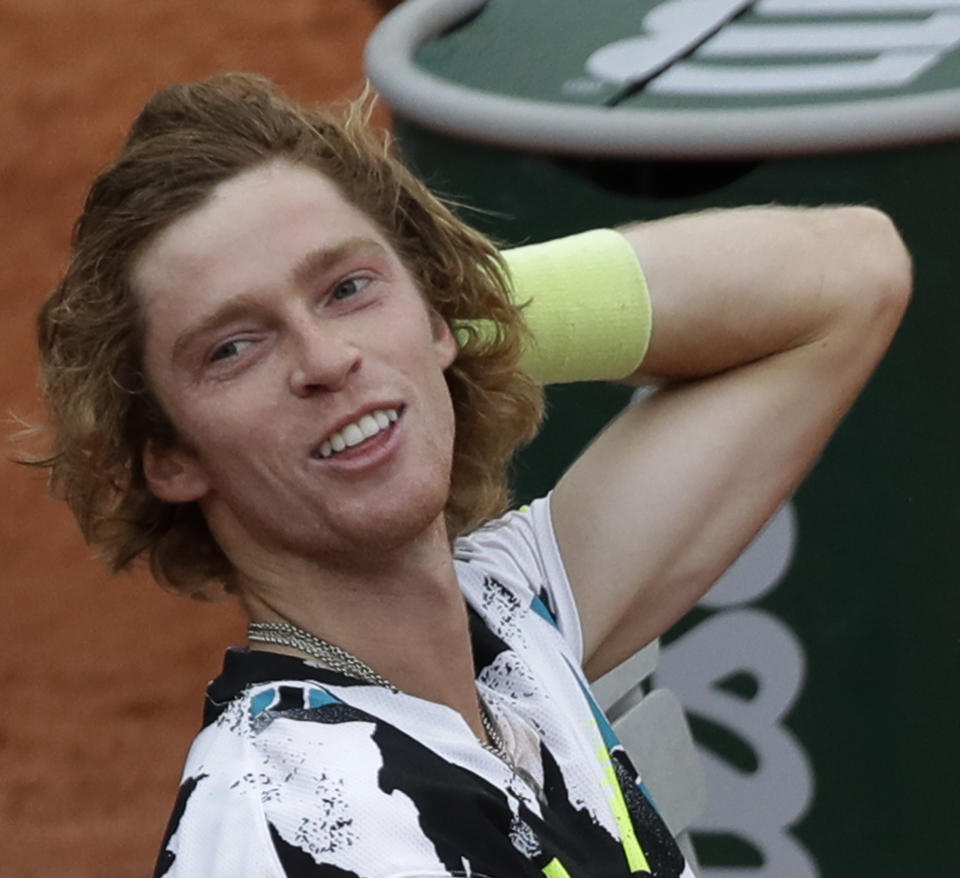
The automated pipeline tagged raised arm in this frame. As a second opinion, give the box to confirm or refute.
[544,206,912,680]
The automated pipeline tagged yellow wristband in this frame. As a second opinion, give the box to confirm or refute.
[469,229,652,384]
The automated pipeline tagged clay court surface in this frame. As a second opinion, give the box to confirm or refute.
[1,2,392,873]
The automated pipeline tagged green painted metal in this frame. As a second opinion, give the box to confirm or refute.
[416,0,960,109]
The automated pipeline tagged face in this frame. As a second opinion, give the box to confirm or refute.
[132,160,459,572]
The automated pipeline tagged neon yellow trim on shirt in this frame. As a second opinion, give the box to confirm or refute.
[599,745,652,874]
[542,857,574,878]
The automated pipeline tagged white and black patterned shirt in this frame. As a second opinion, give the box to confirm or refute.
[155,497,692,878]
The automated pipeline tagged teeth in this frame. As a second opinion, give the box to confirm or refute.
[358,414,380,439]
[342,423,364,447]
[317,408,399,458]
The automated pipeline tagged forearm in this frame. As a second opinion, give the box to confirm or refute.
[621,205,913,381]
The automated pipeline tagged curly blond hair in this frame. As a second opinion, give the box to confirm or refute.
[34,73,543,599]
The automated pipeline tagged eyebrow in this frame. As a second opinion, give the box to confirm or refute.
[171,236,388,363]
[290,236,388,289]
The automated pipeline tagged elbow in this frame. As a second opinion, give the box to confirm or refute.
[839,206,913,331]
[811,206,913,351]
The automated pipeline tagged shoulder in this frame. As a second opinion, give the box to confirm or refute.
[455,495,583,662]
[155,688,284,876]
[156,681,455,877]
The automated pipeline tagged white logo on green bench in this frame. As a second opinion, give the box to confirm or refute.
[586,0,960,95]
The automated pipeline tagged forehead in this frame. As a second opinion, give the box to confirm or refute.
[131,160,387,309]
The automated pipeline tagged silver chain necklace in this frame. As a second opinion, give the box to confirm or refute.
[248,621,511,763]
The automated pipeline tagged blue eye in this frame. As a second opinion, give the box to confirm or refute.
[209,339,249,362]
[332,276,371,301]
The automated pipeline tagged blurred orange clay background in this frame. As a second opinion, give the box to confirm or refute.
[0,2,394,874]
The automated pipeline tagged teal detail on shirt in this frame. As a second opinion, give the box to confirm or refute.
[530,594,559,629]
[562,654,622,752]
[562,655,664,816]
[250,688,277,718]
[308,688,341,709]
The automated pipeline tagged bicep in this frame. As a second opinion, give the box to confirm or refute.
[551,326,893,681]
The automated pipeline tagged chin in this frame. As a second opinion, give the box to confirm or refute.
[213,465,454,567]
[343,494,450,554]
[356,470,450,550]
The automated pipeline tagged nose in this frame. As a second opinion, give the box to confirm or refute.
[287,318,361,397]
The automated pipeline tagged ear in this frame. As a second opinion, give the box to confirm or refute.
[143,441,210,503]
[431,314,459,371]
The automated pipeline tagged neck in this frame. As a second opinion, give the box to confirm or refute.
[236,519,485,737]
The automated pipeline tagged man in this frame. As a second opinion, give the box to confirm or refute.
[36,74,910,877]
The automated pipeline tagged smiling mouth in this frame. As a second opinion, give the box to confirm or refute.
[314,407,401,459]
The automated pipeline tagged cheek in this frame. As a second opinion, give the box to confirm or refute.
[160,391,266,473]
